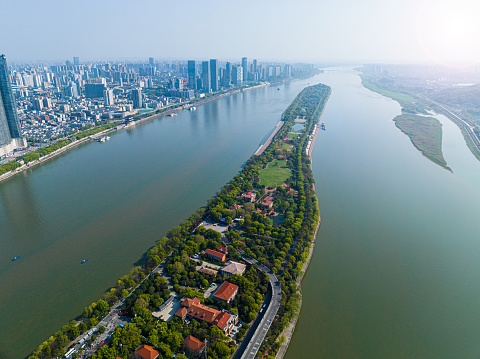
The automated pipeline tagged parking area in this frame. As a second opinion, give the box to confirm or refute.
[152,297,181,322]
[200,220,229,235]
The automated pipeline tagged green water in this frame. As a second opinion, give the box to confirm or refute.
[285,70,480,359]
[0,80,316,359]
[3,70,480,359]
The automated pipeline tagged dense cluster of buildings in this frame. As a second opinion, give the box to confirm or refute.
[0,54,296,159]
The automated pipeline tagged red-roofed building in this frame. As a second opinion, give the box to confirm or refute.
[134,344,159,359]
[229,204,241,210]
[205,249,226,262]
[176,297,238,334]
[182,335,206,358]
[261,196,274,208]
[181,297,201,308]
[217,245,228,254]
[284,137,292,141]
[213,281,239,303]
[241,191,256,202]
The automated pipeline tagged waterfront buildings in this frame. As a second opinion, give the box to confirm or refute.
[188,60,196,90]
[242,57,248,82]
[232,66,243,86]
[132,88,142,109]
[210,59,218,92]
[202,61,210,92]
[0,55,27,157]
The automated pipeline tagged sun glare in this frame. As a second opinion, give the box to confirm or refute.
[416,0,480,67]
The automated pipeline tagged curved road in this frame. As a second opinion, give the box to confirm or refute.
[238,255,282,359]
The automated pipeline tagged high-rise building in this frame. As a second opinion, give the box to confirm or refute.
[42,98,52,108]
[253,59,257,73]
[242,57,248,82]
[32,98,43,111]
[85,83,107,98]
[210,59,218,92]
[0,55,27,157]
[232,66,243,86]
[132,88,142,109]
[73,57,80,65]
[202,61,210,92]
[224,62,231,86]
[149,57,155,66]
[104,89,114,106]
[188,60,196,90]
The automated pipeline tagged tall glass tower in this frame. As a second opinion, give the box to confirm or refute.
[209,59,218,92]
[188,60,196,90]
[0,54,25,156]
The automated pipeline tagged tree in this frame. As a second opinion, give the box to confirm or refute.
[172,261,185,274]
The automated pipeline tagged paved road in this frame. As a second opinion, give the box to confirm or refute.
[239,256,281,359]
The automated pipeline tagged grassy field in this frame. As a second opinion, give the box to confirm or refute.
[394,114,450,170]
[259,159,292,188]
[282,143,293,150]
[287,132,301,138]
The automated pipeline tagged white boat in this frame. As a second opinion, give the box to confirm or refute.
[189,106,196,111]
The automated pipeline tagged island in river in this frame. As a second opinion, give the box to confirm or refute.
[26,83,331,359]
[359,70,450,170]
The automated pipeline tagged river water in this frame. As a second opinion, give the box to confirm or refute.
[2,70,480,359]
[285,70,480,359]
[0,79,316,359]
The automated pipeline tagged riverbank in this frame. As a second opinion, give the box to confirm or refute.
[0,83,268,185]
[255,121,285,155]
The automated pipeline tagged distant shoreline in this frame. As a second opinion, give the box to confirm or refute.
[0,83,267,185]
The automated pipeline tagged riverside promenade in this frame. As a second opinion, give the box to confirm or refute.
[254,121,284,156]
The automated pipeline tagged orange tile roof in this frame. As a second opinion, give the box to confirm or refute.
[175,307,187,318]
[213,311,231,331]
[205,249,226,261]
[213,281,239,302]
[186,302,221,324]
[135,344,159,359]
[181,297,201,308]
[182,335,206,353]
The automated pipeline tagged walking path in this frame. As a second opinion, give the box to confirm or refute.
[255,121,284,156]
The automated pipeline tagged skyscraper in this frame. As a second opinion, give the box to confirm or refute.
[253,59,257,73]
[224,62,231,86]
[242,57,248,82]
[188,60,196,90]
[73,57,80,65]
[210,59,218,92]
[132,88,142,109]
[149,57,155,66]
[0,55,26,157]
[104,89,114,106]
[202,61,210,92]
[232,66,243,86]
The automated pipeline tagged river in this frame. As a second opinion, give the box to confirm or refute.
[0,78,317,359]
[285,70,480,359]
[3,69,480,359]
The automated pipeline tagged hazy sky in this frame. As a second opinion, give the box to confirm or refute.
[1,0,480,65]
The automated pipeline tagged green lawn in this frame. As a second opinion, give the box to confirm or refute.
[282,143,293,150]
[287,132,301,138]
[259,160,292,188]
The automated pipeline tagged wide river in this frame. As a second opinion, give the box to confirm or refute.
[2,70,480,359]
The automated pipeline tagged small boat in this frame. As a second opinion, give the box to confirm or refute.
[168,113,177,117]
[188,106,196,111]
[81,259,88,264]
[321,122,326,130]
[12,256,19,261]
[277,88,280,90]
